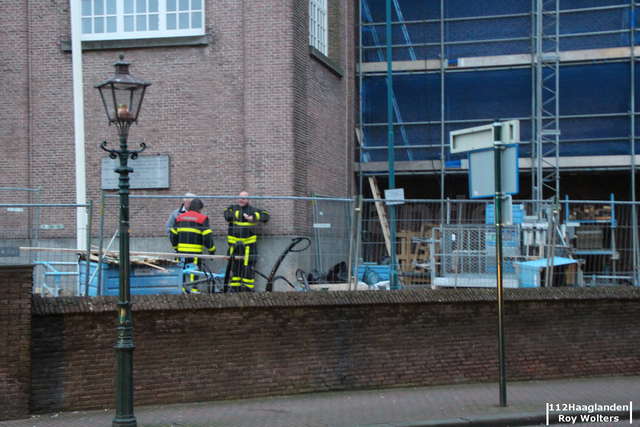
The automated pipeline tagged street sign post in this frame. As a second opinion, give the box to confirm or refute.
[448,119,521,408]
[450,119,519,153]
[468,145,519,199]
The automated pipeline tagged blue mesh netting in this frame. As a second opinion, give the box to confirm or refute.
[444,68,531,121]
[561,63,631,115]
[560,0,629,10]
[361,0,633,62]
[360,0,640,163]
[361,63,640,163]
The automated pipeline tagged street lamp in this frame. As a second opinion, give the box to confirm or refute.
[95,53,151,427]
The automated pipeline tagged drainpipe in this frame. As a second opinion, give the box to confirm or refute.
[70,0,87,250]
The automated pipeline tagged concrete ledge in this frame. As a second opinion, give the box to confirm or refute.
[60,35,210,52]
[310,45,344,77]
[31,286,640,315]
[360,46,640,73]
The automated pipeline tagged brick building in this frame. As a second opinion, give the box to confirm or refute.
[2,0,357,207]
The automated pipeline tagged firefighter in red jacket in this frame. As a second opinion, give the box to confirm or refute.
[171,198,215,292]
[224,191,270,291]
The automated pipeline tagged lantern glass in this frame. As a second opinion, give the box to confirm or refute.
[98,83,147,123]
[112,83,145,121]
[95,54,151,124]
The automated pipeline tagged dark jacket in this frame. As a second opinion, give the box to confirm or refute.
[171,210,215,255]
[224,204,270,244]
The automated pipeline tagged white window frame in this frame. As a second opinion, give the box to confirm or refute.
[309,0,328,55]
[81,0,205,41]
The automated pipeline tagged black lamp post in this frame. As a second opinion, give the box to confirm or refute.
[95,53,151,427]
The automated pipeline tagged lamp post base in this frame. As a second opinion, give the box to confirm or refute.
[112,415,137,427]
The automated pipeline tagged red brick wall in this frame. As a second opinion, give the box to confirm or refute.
[292,0,357,199]
[23,287,640,417]
[3,0,356,224]
[0,1,31,200]
[0,266,32,421]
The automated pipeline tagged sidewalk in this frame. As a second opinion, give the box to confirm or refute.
[1,376,638,427]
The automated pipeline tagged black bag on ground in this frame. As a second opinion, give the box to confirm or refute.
[307,269,327,285]
[326,261,348,284]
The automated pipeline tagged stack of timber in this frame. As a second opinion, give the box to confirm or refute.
[79,249,180,270]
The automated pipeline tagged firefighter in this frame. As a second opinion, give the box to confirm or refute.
[170,198,215,293]
[165,192,197,237]
[224,191,270,291]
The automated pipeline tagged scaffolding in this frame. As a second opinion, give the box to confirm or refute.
[358,0,640,212]
[532,0,561,204]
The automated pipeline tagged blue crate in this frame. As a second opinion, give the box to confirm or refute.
[355,264,391,283]
[78,260,182,296]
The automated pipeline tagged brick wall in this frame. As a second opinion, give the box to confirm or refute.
[0,0,31,198]
[4,0,356,221]
[0,266,32,421]
[22,286,640,417]
[293,0,357,199]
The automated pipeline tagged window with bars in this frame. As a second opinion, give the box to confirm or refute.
[81,0,204,41]
[309,0,328,55]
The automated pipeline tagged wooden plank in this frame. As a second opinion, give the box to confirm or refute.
[19,247,241,260]
[368,176,392,257]
[361,47,635,73]
[133,259,168,271]
[367,176,405,285]
[396,231,412,273]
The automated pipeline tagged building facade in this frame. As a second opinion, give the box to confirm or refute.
[2,0,357,207]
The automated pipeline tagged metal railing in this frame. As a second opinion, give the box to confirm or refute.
[2,195,639,295]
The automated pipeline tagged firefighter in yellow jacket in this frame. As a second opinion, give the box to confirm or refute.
[171,198,215,292]
[224,191,270,291]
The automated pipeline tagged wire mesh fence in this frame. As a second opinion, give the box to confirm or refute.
[359,197,640,289]
[0,201,94,297]
[100,195,356,293]
[2,194,640,295]
[0,194,356,296]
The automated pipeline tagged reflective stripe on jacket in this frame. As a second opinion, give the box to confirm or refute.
[224,203,270,240]
[170,210,215,255]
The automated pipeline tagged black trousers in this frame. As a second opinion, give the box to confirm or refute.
[228,242,257,288]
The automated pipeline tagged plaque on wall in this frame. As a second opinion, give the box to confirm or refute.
[101,154,170,190]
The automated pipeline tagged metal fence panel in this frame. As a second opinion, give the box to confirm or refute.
[0,195,355,295]
[101,195,356,293]
[360,198,640,288]
[4,195,640,295]
[0,203,94,296]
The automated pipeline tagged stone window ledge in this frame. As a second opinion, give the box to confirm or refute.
[309,45,344,78]
[61,35,210,52]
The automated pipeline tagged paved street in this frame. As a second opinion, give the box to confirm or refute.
[0,375,638,427]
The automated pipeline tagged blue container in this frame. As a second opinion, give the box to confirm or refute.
[78,260,182,296]
[355,264,391,283]
[514,257,578,288]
